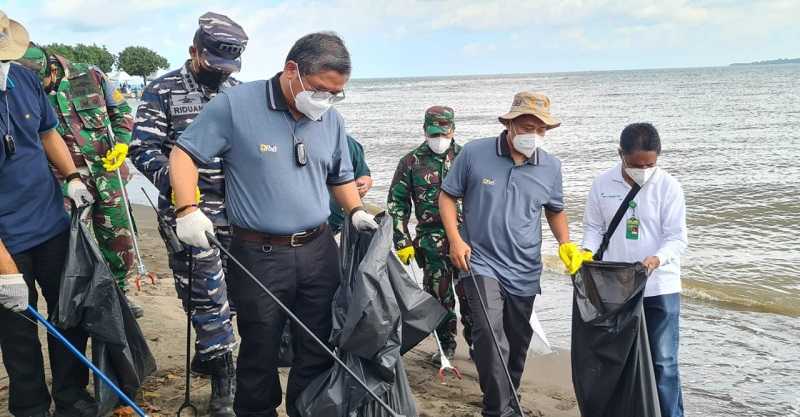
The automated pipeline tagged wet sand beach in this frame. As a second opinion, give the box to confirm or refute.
[0,205,579,417]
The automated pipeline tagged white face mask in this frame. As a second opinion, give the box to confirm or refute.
[625,166,657,186]
[426,136,452,154]
[0,61,11,92]
[511,132,544,159]
[290,69,333,121]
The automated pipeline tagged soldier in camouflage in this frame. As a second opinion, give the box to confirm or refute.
[387,105,473,361]
[17,44,140,313]
[129,12,247,417]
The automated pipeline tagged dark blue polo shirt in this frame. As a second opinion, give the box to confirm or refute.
[441,132,564,296]
[177,73,354,234]
[0,63,67,254]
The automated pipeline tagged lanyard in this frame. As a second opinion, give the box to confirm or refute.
[0,93,10,136]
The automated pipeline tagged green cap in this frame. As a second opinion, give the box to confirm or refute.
[423,106,455,136]
[18,44,48,78]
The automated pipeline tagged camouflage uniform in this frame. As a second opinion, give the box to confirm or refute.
[129,61,239,361]
[20,52,135,289]
[387,106,473,353]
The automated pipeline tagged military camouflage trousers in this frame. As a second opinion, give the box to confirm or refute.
[416,231,473,352]
[169,226,237,362]
[77,167,134,289]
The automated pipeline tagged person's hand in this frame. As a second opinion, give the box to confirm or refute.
[102,143,128,172]
[351,208,379,231]
[355,176,373,198]
[449,238,472,271]
[396,246,415,265]
[67,178,94,208]
[0,274,29,312]
[559,242,593,275]
[176,208,214,249]
[643,256,661,274]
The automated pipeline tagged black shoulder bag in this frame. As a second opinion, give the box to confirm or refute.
[594,183,641,261]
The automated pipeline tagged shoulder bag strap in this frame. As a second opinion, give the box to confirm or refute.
[594,183,641,261]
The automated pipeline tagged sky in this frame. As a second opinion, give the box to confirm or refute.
[2,0,799,80]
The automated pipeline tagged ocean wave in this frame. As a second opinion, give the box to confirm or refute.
[540,255,800,317]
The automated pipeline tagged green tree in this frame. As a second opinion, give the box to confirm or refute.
[42,43,116,73]
[73,44,116,73]
[42,43,76,61]
[117,46,169,84]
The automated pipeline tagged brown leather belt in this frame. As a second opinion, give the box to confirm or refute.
[232,224,327,247]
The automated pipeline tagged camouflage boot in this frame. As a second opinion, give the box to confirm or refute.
[207,352,235,417]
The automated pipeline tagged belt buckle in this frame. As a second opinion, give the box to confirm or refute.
[290,231,307,247]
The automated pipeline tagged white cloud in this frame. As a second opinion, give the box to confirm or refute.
[2,0,797,78]
[462,41,497,57]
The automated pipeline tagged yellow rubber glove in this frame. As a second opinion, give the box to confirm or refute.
[559,242,594,275]
[396,246,415,265]
[171,187,202,206]
[102,143,128,172]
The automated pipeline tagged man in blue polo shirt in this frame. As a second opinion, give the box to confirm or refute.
[168,32,378,417]
[440,92,577,417]
[0,11,97,417]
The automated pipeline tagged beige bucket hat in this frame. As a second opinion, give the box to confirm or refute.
[0,11,30,61]
[498,91,561,128]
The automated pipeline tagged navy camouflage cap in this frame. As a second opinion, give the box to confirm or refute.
[424,106,455,136]
[194,12,248,73]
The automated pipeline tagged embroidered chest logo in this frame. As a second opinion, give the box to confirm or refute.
[481,178,495,186]
[260,144,278,153]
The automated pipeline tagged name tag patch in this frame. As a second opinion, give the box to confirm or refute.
[171,93,204,117]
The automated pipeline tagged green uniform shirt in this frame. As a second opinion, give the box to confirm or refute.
[328,135,371,232]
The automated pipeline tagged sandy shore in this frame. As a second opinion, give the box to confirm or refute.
[0,205,579,417]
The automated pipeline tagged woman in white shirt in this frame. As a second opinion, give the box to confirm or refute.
[582,123,688,417]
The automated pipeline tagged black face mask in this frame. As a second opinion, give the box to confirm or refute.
[195,68,228,90]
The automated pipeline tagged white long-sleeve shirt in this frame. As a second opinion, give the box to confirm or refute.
[582,164,688,297]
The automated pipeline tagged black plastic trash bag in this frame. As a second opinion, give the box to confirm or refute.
[56,206,157,415]
[297,213,441,417]
[571,261,661,417]
[386,255,447,354]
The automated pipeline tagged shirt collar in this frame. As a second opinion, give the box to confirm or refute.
[266,72,289,111]
[496,130,540,166]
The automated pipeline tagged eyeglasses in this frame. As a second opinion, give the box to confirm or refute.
[307,89,346,104]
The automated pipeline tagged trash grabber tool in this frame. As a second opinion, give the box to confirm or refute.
[22,306,149,417]
[467,269,526,417]
[207,232,403,417]
[176,253,198,417]
[408,260,462,383]
[105,125,156,291]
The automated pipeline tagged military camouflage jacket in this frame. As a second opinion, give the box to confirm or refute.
[130,61,239,225]
[48,55,133,181]
[387,141,462,249]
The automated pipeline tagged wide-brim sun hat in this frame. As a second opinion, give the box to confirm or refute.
[0,11,30,61]
[498,91,561,128]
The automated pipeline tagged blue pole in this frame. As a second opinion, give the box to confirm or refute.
[25,305,149,417]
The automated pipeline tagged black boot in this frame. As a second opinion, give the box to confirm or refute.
[206,352,236,417]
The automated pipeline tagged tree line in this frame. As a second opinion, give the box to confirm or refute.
[41,43,170,84]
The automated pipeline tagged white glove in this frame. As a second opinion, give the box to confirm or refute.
[67,179,94,208]
[351,208,379,231]
[176,209,214,249]
[0,274,29,312]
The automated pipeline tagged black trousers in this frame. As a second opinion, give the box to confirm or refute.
[0,231,91,417]
[227,228,340,417]
[463,275,535,417]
